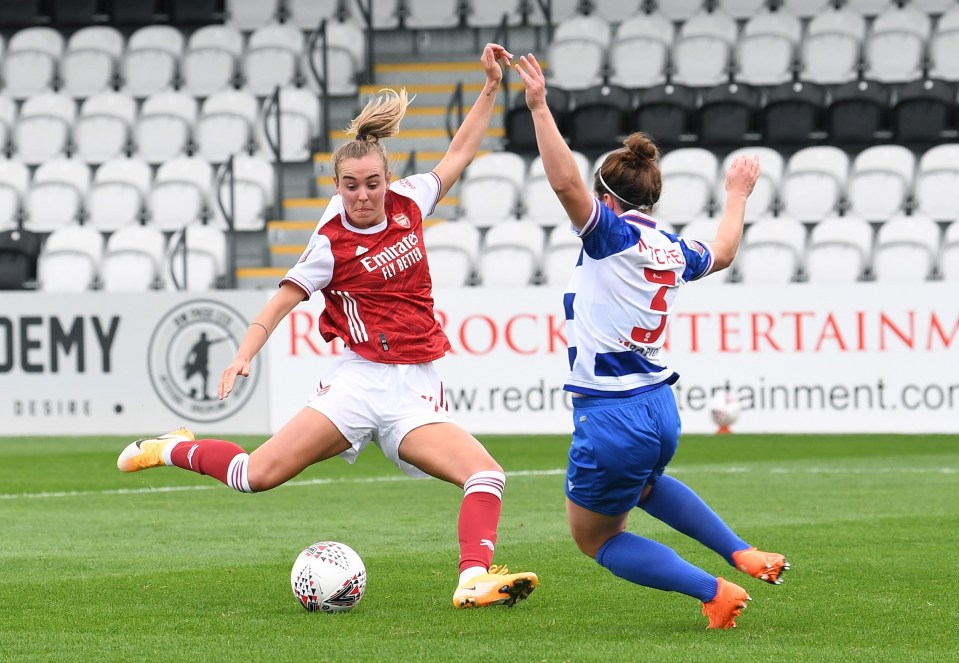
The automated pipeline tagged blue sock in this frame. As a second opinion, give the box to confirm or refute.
[596,531,719,602]
[638,475,749,566]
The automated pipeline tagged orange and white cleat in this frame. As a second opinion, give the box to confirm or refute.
[732,547,790,585]
[702,577,750,629]
[117,427,194,472]
[452,565,538,608]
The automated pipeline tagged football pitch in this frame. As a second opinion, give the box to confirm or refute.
[2,434,957,662]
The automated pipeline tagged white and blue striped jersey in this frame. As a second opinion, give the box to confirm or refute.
[564,198,714,397]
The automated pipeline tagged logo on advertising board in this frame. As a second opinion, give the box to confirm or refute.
[147,300,258,423]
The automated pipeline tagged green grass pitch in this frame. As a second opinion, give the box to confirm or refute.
[1,434,957,662]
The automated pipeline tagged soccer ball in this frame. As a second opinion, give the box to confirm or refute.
[709,391,741,429]
[291,541,367,613]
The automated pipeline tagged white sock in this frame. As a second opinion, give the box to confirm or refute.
[459,565,487,586]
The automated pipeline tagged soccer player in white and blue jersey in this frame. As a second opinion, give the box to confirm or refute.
[516,53,788,629]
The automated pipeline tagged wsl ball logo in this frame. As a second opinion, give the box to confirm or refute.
[148,300,257,423]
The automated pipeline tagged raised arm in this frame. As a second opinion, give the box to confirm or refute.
[431,43,513,199]
[708,156,761,272]
[514,53,594,230]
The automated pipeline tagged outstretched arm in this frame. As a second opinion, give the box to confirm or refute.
[708,156,760,272]
[432,42,513,199]
[514,53,594,230]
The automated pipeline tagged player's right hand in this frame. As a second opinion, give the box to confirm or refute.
[515,53,547,111]
[218,357,251,400]
[725,155,761,200]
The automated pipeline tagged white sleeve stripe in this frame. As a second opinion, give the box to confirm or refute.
[332,290,368,343]
[428,171,442,216]
[578,198,601,237]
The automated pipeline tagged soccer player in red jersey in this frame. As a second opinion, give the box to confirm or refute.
[118,43,537,609]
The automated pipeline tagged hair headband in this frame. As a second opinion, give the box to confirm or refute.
[597,169,643,210]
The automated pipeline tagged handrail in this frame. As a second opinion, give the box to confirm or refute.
[261,86,284,222]
[445,81,465,141]
[533,0,554,40]
[306,17,332,152]
[353,0,375,85]
[169,228,188,291]
[491,12,511,111]
[214,155,238,289]
[402,149,417,178]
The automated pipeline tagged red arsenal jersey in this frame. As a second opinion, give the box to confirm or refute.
[281,172,451,364]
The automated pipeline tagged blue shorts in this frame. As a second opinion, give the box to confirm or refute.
[565,384,681,516]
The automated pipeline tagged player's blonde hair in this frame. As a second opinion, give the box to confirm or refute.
[593,132,662,211]
[331,88,411,179]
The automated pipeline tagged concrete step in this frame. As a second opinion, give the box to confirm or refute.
[236,266,286,290]
[267,220,316,246]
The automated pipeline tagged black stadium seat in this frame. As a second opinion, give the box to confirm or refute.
[761,81,827,147]
[0,229,41,290]
[825,80,891,145]
[630,83,698,148]
[696,82,762,146]
[568,84,632,151]
[892,79,957,145]
[505,85,570,154]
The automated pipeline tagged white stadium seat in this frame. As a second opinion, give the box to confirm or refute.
[166,222,227,291]
[196,89,259,163]
[780,0,831,17]
[61,26,124,98]
[226,0,281,31]
[845,0,892,16]
[478,221,545,286]
[677,216,730,282]
[2,27,64,100]
[672,10,737,88]
[846,145,916,221]
[542,224,581,287]
[148,156,213,231]
[88,157,152,231]
[655,148,718,222]
[257,87,320,162]
[864,5,931,84]
[546,15,611,90]
[522,152,590,222]
[459,152,526,222]
[423,221,481,287]
[403,0,462,29]
[801,6,866,85]
[805,214,874,283]
[736,9,802,86]
[609,12,673,89]
[930,7,959,81]
[25,158,90,233]
[736,215,807,284]
[122,25,183,98]
[0,158,30,231]
[781,146,850,221]
[244,22,303,97]
[13,92,76,166]
[38,223,104,292]
[212,154,274,231]
[914,144,959,221]
[467,0,532,27]
[655,0,705,21]
[303,19,367,97]
[74,91,137,165]
[134,91,197,164]
[714,147,784,221]
[182,25,244,97]
[939,220,959,281]
[101,222,167,292]
[872,214,941,282]
[286,0,342,30]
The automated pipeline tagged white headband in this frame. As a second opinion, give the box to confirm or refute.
[597,169,642,210]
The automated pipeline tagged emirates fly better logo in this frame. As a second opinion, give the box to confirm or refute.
[147,300,258,423]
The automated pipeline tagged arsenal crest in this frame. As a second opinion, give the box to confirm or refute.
[392,212,411,228]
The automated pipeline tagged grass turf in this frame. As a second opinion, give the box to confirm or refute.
[1,434,957,662]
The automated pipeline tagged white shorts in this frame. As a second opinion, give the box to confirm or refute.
[306,348,453,478]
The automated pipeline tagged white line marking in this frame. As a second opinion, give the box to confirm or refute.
[0,466,954,500]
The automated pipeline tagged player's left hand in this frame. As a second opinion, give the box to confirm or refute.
[515,53,547,111]
[481,43,513,88]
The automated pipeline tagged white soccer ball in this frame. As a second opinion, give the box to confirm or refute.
[291,541,367,613]
[709,391,742,428]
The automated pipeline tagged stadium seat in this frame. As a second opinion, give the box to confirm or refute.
[0,159,30,231]
[302,19,367,97]
[567,85,632,151]
[654,0,706,21]
[713,147,784,220]
[864,5,931,84]
[736,216,807,284]
[824,80,890,146]
[464,0,525,27]
[590,0,644,24]
[521,0,584,26]
[100,222,167,292]
[243,22,302,97]
[780,0,831,17]
[182,25,244,97]
[286,0,342,30]
[735,9,801,87]
[804,214,873,283]
[911,0,957,13]
[914,144,959,221]
[846,145,916,221]
[212,153,274,231]
[148,156,213,231]
[226,0,280,30]
[939,220,959,281]
[505,85,569,153]
[655,148,718,222]
[121,25,183,98]
[2,27,64,100]
[872,214,941,282]
[629,84,698,148]
[61,26,124,99]
[403,0,463,29]
[166,222,227,291]
[671,10,737,88]
[891,79,956,145]
[88,157,152,231]
[0,227,40,289]
[134,91,197,165]
[458,151,526,222]
[195,89,259,163]
[478,221,545,286]
[715,0,768,19]
[845,0,892,16]
[781,146,850,221]
[675,215,730,282]
[523,152,590,222]
[24,158,90,233]
[929,7,959,82]
[542,224,580,287]
[257,87,320,162]
[696,82,761,146]
[74,91,137,165]
[422,221,480,287]
[37,223,104,292]
[759,81,826,147]
[608,12,673,89]
[801,6,866,85]
[546,14,611,90]
[13,92,76,166]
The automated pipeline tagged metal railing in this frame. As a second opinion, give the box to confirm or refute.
[214,155,238,289]
[446,81,465,141]
[353,0,375,85]
[261,87,284,222]
[306,17,332,152]
[491,12,512,111]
